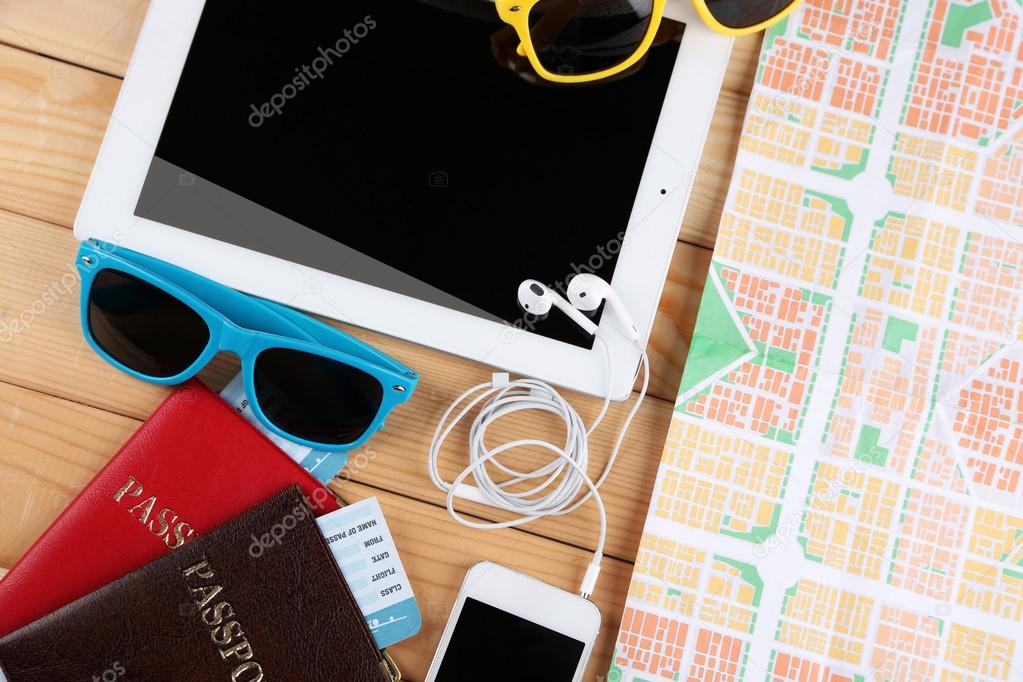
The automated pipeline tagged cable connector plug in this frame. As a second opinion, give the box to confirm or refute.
[580,554,603,600]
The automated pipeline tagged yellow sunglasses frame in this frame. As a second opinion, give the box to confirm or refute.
[692,0,802,36]
[494,0,801,84]
[494,0,668,84]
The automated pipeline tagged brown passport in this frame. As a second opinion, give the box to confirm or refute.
[0,485,389,682]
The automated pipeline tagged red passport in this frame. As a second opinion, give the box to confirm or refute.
[0,380,340,636]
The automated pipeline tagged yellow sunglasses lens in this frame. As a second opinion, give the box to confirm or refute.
[702,0,797,29]
[526,0,655,77]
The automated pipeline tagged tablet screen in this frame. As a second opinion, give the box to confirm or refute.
[136,0,684,347]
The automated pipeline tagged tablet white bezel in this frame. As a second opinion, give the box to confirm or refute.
[74,0,732,400]
[423,561,601,681]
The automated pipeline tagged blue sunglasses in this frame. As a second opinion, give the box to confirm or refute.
[76,239,418,452]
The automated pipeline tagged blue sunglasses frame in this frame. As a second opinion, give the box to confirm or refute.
[76,239,418,452]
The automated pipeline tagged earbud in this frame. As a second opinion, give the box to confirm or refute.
[517,279,598,336]
[567,274,640,341]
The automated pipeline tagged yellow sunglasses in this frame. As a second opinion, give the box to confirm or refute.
[495,0,802,84]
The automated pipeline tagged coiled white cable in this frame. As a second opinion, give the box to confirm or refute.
[427,335,649,598]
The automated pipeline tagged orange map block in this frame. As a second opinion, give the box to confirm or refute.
[977,125,1023,227]
[799,0,903,61]
[615,608,688,679]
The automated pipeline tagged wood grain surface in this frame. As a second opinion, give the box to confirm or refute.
[0,3,758,679]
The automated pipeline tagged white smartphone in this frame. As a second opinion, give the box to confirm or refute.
[424,562,602,682]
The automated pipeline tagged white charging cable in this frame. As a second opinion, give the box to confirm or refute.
[427,335,649,599]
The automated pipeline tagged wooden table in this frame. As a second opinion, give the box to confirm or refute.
[0,3,760,678]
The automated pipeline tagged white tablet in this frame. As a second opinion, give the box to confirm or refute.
[75,0,732,400]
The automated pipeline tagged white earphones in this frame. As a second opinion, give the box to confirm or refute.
[566,274,640,341]
[431,273,650,600]
[516,279,598,336]
[517,274,640,341]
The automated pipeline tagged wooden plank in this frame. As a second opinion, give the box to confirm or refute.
[0,11,746,247]
[0,43,121,229]
[680,34,761,248]
[0,209,680,561]
[0,0,146,77]
[0,379,632,681]
[649,242,712,398]
[726,35,763,107]
[0,379,125,566]
[679,86,747,249]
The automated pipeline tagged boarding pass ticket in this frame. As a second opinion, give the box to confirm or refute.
[316,497,421,649]
[220,375,420,646]
[220,373,350,483]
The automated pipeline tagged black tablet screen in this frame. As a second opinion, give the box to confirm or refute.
[136,0,683,347]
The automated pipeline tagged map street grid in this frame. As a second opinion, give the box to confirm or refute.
[610,1,1023,680]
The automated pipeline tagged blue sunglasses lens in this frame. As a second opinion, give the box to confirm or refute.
[88,269,210,378]
[253,348,384,445]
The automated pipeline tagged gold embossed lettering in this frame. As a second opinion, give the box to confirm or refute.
[191,583,223,610]
[212,622,245,647]
[181,557,264,676]
[202,601,235,627]
[114,476,196,549]
[127,495,157,524]
[112,475,143,502]
[220,639,254,662]
[149,507,178,538]
[231,662,264,682]
[167,520,195,549]
[182,559,215,580]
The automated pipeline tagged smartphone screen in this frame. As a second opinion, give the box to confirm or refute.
[434,598,586,680]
